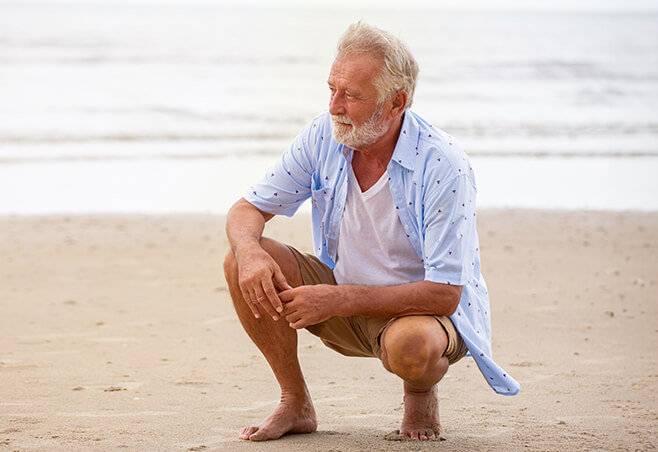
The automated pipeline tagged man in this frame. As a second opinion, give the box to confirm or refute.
[223,22,519,442]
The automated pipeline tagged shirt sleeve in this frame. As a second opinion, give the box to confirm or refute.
[244,121,318,217]
[422,173,478,286]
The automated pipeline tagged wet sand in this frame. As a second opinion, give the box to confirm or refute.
[0,210,656,451]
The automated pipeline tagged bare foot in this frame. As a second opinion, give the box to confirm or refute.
[239,396,317,441]
[393,384,445,441]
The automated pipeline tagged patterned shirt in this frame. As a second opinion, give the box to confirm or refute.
[245,110,520,396]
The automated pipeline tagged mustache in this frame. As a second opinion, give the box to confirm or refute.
[331,114,353,125]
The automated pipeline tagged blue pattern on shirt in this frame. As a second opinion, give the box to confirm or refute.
[245,110,520,396]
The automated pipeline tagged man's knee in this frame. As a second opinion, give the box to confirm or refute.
[381,316,448,381]
[223,247,238,285]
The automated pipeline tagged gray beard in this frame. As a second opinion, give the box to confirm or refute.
[331,106,388,149]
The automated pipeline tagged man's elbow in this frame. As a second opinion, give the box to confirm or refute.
[227,198,274,223]
[425,281,462,316]
[228,198,254,216]
[445,285,463,316]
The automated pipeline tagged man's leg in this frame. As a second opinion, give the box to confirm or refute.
[223,237,317,441]
[380,316,450,441]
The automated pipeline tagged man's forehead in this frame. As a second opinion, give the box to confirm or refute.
[328,54,382,86]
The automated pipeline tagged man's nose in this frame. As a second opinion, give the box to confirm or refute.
[329,92,345,115]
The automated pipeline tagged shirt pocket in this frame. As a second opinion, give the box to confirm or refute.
[311,185,333,216]
[311,171,334,235]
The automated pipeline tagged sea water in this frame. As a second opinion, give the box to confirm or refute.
[1,3,657,214]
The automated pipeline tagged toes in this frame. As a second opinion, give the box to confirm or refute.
[239,426,258,440]
[384,428,443,442]
[398,429,418,440]
[248,431,267,442]
[247,426,277,441]
[419,429,437,440]
[421,429,438,440]
[433,427,447,441]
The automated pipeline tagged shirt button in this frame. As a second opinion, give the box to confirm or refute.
[393,188,398,193]
[404,224,409,230]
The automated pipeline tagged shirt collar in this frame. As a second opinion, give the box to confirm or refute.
[390,110,418,171]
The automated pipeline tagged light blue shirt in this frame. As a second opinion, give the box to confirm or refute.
[245,110,520,396]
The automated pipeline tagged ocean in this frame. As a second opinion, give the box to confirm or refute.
[1,3,657,214]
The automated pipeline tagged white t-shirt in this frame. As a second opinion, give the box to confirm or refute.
[333,166,425,286]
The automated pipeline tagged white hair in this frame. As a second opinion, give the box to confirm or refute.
[336,21,419,108]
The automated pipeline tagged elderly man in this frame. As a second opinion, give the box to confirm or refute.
[223,22,519,442]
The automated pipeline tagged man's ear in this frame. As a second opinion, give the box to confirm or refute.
[390,90,408,118]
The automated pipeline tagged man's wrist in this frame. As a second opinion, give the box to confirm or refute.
[333,285,356,317]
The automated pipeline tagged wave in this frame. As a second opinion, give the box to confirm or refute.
[0,120,656,144]
[0,54,319,66]
[424,60,658,82]
[1,150,656,165]
[0,133,293,144]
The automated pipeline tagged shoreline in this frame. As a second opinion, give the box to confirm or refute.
[2,155,658,215]
[1,210,656,451]
[2,205,658,216]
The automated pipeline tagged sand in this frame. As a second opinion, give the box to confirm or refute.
[0,210,656,451]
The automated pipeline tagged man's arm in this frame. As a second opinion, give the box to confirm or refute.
[226,198,291,320]
[279,281,461,329]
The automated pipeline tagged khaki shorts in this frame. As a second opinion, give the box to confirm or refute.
[286,245,468,365]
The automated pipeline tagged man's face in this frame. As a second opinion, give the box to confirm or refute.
[328,54,390,149]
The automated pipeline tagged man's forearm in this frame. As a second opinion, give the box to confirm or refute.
[226,198,273,256]
[333,281,462,318]
[225,198,293,320]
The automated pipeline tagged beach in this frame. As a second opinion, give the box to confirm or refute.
[2,5,657,449]
[1,210,656,451]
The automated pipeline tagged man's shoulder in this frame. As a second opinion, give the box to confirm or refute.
[407,111,472,182]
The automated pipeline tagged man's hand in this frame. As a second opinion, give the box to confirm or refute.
[279,284,340,329]
[237,246,292,321]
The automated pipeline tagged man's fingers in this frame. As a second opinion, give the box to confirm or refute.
[262,279,283,314]
[239,277,279,320]
[278,289,294,303]
[241,289,261,319]
[273,267,292,292]
[247,303,261,319]
[254,293,279,320]
[288,318,305,330]
[284,308,302,324]
[237,259,290,320]
[251,280,281,320]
